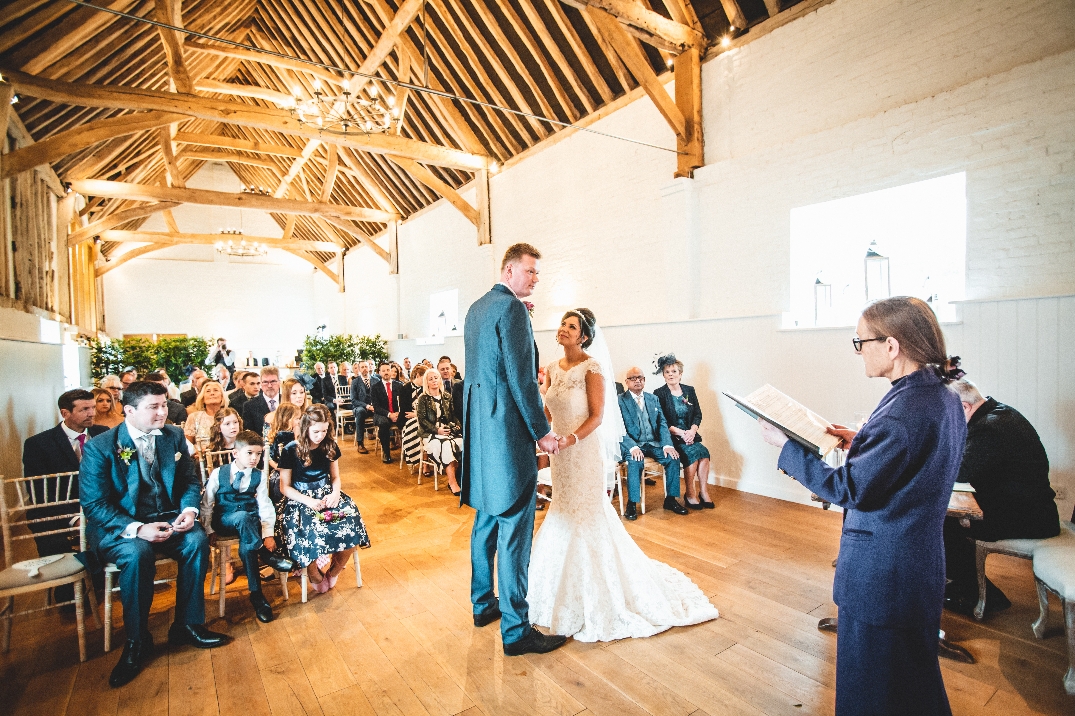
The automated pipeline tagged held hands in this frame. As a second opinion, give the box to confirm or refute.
[629,446,645,462]
[307,497,327,511]
[537,432,561,455]
[758,418,789,448]
[682,428,697,445]
[324,491,342,509]
[437,426,451,437]
[172,510,196,533]
[826,423,858,449]
[137,522,174,543]
[663,446,679,460]
[388,412,399,421]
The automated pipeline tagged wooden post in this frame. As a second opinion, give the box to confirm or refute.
[674,47,703,177]
[388,220,399,275]
[476,168,491,246]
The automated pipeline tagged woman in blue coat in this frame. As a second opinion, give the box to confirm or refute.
[759,296,966,716]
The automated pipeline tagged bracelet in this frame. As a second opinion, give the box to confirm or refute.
[569,433,579,445]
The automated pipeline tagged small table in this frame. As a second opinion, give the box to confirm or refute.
[816,489,983,663]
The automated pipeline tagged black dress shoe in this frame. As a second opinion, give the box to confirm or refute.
[684,499,704,511]
[624,501,638,521]
[504,627,568,656]
[250,591,275,623]
[259,546,295,573]
[356,446,369,454]
[474,604,502,627]
[700,500,715,509]
[382,455,393,464]
[168,623,231,649]
[644,478,657,486]
[109,636,152,688]
[664,497,689,515]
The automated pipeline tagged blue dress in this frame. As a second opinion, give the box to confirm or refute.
[277,442,370,567]
[669,390,711,467]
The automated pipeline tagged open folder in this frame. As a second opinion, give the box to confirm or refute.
[724,384,842,457]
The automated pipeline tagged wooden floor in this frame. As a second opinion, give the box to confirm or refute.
[3,448,1072,716]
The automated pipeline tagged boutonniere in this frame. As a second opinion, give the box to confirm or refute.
[117,446,136,465]
[523,301,535,318]
[174,452,183,462]
[680,395,692,406]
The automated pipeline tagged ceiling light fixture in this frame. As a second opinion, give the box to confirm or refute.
[289,78,395,135]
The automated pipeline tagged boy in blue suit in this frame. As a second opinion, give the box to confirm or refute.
[80,381,229,688]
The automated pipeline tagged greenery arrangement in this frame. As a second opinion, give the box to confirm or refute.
[300,332,390,371]
[90,336,210,381]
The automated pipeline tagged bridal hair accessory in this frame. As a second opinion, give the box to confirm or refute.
[653,353,678,375]
[935,356,966,383]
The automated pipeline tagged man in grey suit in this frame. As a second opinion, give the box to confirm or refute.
[462,243,567,656]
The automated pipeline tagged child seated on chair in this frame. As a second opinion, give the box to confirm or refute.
[202,430,295,622]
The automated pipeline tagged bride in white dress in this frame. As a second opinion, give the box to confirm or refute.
[528,308,719,642]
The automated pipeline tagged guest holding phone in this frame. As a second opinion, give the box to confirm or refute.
[757,296,966,715]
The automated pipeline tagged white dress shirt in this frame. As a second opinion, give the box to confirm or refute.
[122,421,197,539]
[60,421,88,460]
[201,464,276,538]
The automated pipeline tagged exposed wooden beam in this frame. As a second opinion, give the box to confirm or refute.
[2,69,491,171]
[155,0,194,93]
[561,0,705,53]
[274,139,320,198]
[194,79,293,106]
[100,230,341,252]
[662,0,704,34]
[352,0,425,92]
[161,209,181,233]
[0,111,186,180]
[761,0,782,18]
[178,149,280,170]
[0,83,15,144]
[4,104,64,195]
[96,243,168,277]
[67,202,181,246]
[717,0,748,29]
[393,41,411,135]
[68,179,399,223]
[387,220,398,275]
[280,214,297,242]
[320,215,390,262]
[585,7,686,140]
[283,247,341,286]
[184,39,343,88]
[158,126,185,188]
[674,47,703,176]
[319,143,339,202]
[12,0,135,75]
[337,148,398,214]
[173,131,303,158]
[476,168,491,246]
[388,156,478,226]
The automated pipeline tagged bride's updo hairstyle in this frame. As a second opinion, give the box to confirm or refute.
[562,308,597,349]
[861,296,965,382]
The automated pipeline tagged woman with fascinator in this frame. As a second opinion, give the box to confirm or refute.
[527,308,719,641]
[654,354,713,508]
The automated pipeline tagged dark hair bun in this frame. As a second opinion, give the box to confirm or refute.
[563,308,597,349]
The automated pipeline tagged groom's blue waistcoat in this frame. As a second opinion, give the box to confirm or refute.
[461,284,551,516]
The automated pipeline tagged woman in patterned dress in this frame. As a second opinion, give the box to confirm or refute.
[277,405,370,593]
[401,364,428,471]
[416,369,462,494]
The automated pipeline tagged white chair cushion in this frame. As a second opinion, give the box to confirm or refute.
[0,554,86,590]
[982,521,1075,557]
[1033,545,1075,601]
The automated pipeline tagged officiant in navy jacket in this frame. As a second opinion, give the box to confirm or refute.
[461,243,566,657]
[617,367,682,520]
[80,381,229,688]
[759,297,966,716]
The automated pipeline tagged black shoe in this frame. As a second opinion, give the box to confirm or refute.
[473,605,502,627]
[109,635,153,688]
[700,499,715,509]
[644,478,657,486]
[250,591,274,623]
[943,594,977,617]
[259,546,295,573]
[683,498,704,511]
[624,501,638,521]
[167,623,231,649]
[382,455,393,464]
[664,497,689,515]
[504,626,568,656]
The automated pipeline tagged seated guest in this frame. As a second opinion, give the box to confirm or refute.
[401,364,429,471]
[153,369,181,400]
[201,430,294,623]
[450,364,462,384]
[207,408,243,458]
[93,387,125,428]
[100,374,124,407]
[242,367,282,440]
[401,358,413,383]
[618,366,683,520]
[184,381,228,451]
[212,364,234,392]
[144,371,188,426]
[277,405,370,593]
[23,389,108,604]
[370,362,405,463]
[350,361,374,454]
[339,361,352,383]
[179,369,207,407]
[328,361,347,410]
[80,381,229,688]
[417,370,462,495]
[266,378,311,434]
[437,356,454,389]
[267,404,302,472]
[227,370,247,401]
[229,371,261,414]
[310,362,336,413]
[654,354,711,511]
[943,378,1060,615]
[119,368,138,393]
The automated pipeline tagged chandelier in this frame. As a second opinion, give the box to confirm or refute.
[215,230,268,258]
[289,79,396,135]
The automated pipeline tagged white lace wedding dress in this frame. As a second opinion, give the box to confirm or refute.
[528,358,719,642]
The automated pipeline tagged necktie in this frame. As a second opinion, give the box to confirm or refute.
[232,469,244,490]
[268,398,277,411]
[75,433,86,459]
[138,435,155,464]
[386,383,393,410]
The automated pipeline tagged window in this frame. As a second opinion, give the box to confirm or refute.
[429,289,461,337]
[785,173,966,328]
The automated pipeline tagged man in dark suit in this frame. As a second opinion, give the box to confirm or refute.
[144,371,188,426]
[618,367,684,520]
[349,369,373,454]
[229,371,261,415]
[80,381,229,688]
[179,369,207,407]
[942,379,1060,615]
[309,362,337,409]
[242,367,281,436]
[23,389,108,604]
[370,362,405,463]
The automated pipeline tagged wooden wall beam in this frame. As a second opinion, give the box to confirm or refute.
[154,0,194,93]
[68,201,181,246]
[388,156,478,226]
[178,149,280,170]
[352,0,425,92]
[283,247,341,286]
[319,143,339,202]
[100,229,341,252]
[674,47,703,176]
[96,242,168,277]
[476,167,491,246]
[184,39,343,87]
[194,79,293,106]
[560,0,705,53]
[174,131,303,158]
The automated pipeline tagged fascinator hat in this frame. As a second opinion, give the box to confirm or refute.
[653,353,679,375]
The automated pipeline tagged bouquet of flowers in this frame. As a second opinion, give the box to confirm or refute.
[315,507,355,523]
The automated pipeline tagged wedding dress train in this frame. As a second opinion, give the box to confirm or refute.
[527,358,719,642]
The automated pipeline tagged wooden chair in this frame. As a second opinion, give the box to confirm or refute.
[279,551,362,603]
[417,446,442,491]
[974,521,1075,619]
[335,386,355,436]
[1030,533,1075,695]
[615,457,666,516]
[102,543,176,652]
[1,472,101,662]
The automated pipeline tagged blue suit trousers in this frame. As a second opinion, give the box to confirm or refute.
[470,487,537,644]
[624,443,681,502]
[212,510,265,592]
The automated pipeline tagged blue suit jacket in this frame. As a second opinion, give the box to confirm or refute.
[79,422,202,551]
[461,284,551,515]
[778,369,966,628]
[618,391,673,455]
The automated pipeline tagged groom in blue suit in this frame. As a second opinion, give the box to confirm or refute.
[462,243,567,656]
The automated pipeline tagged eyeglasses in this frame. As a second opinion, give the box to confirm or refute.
[625,376,645,382]
[852,336,888,352]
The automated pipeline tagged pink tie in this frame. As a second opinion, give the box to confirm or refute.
[76,433,87,461]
